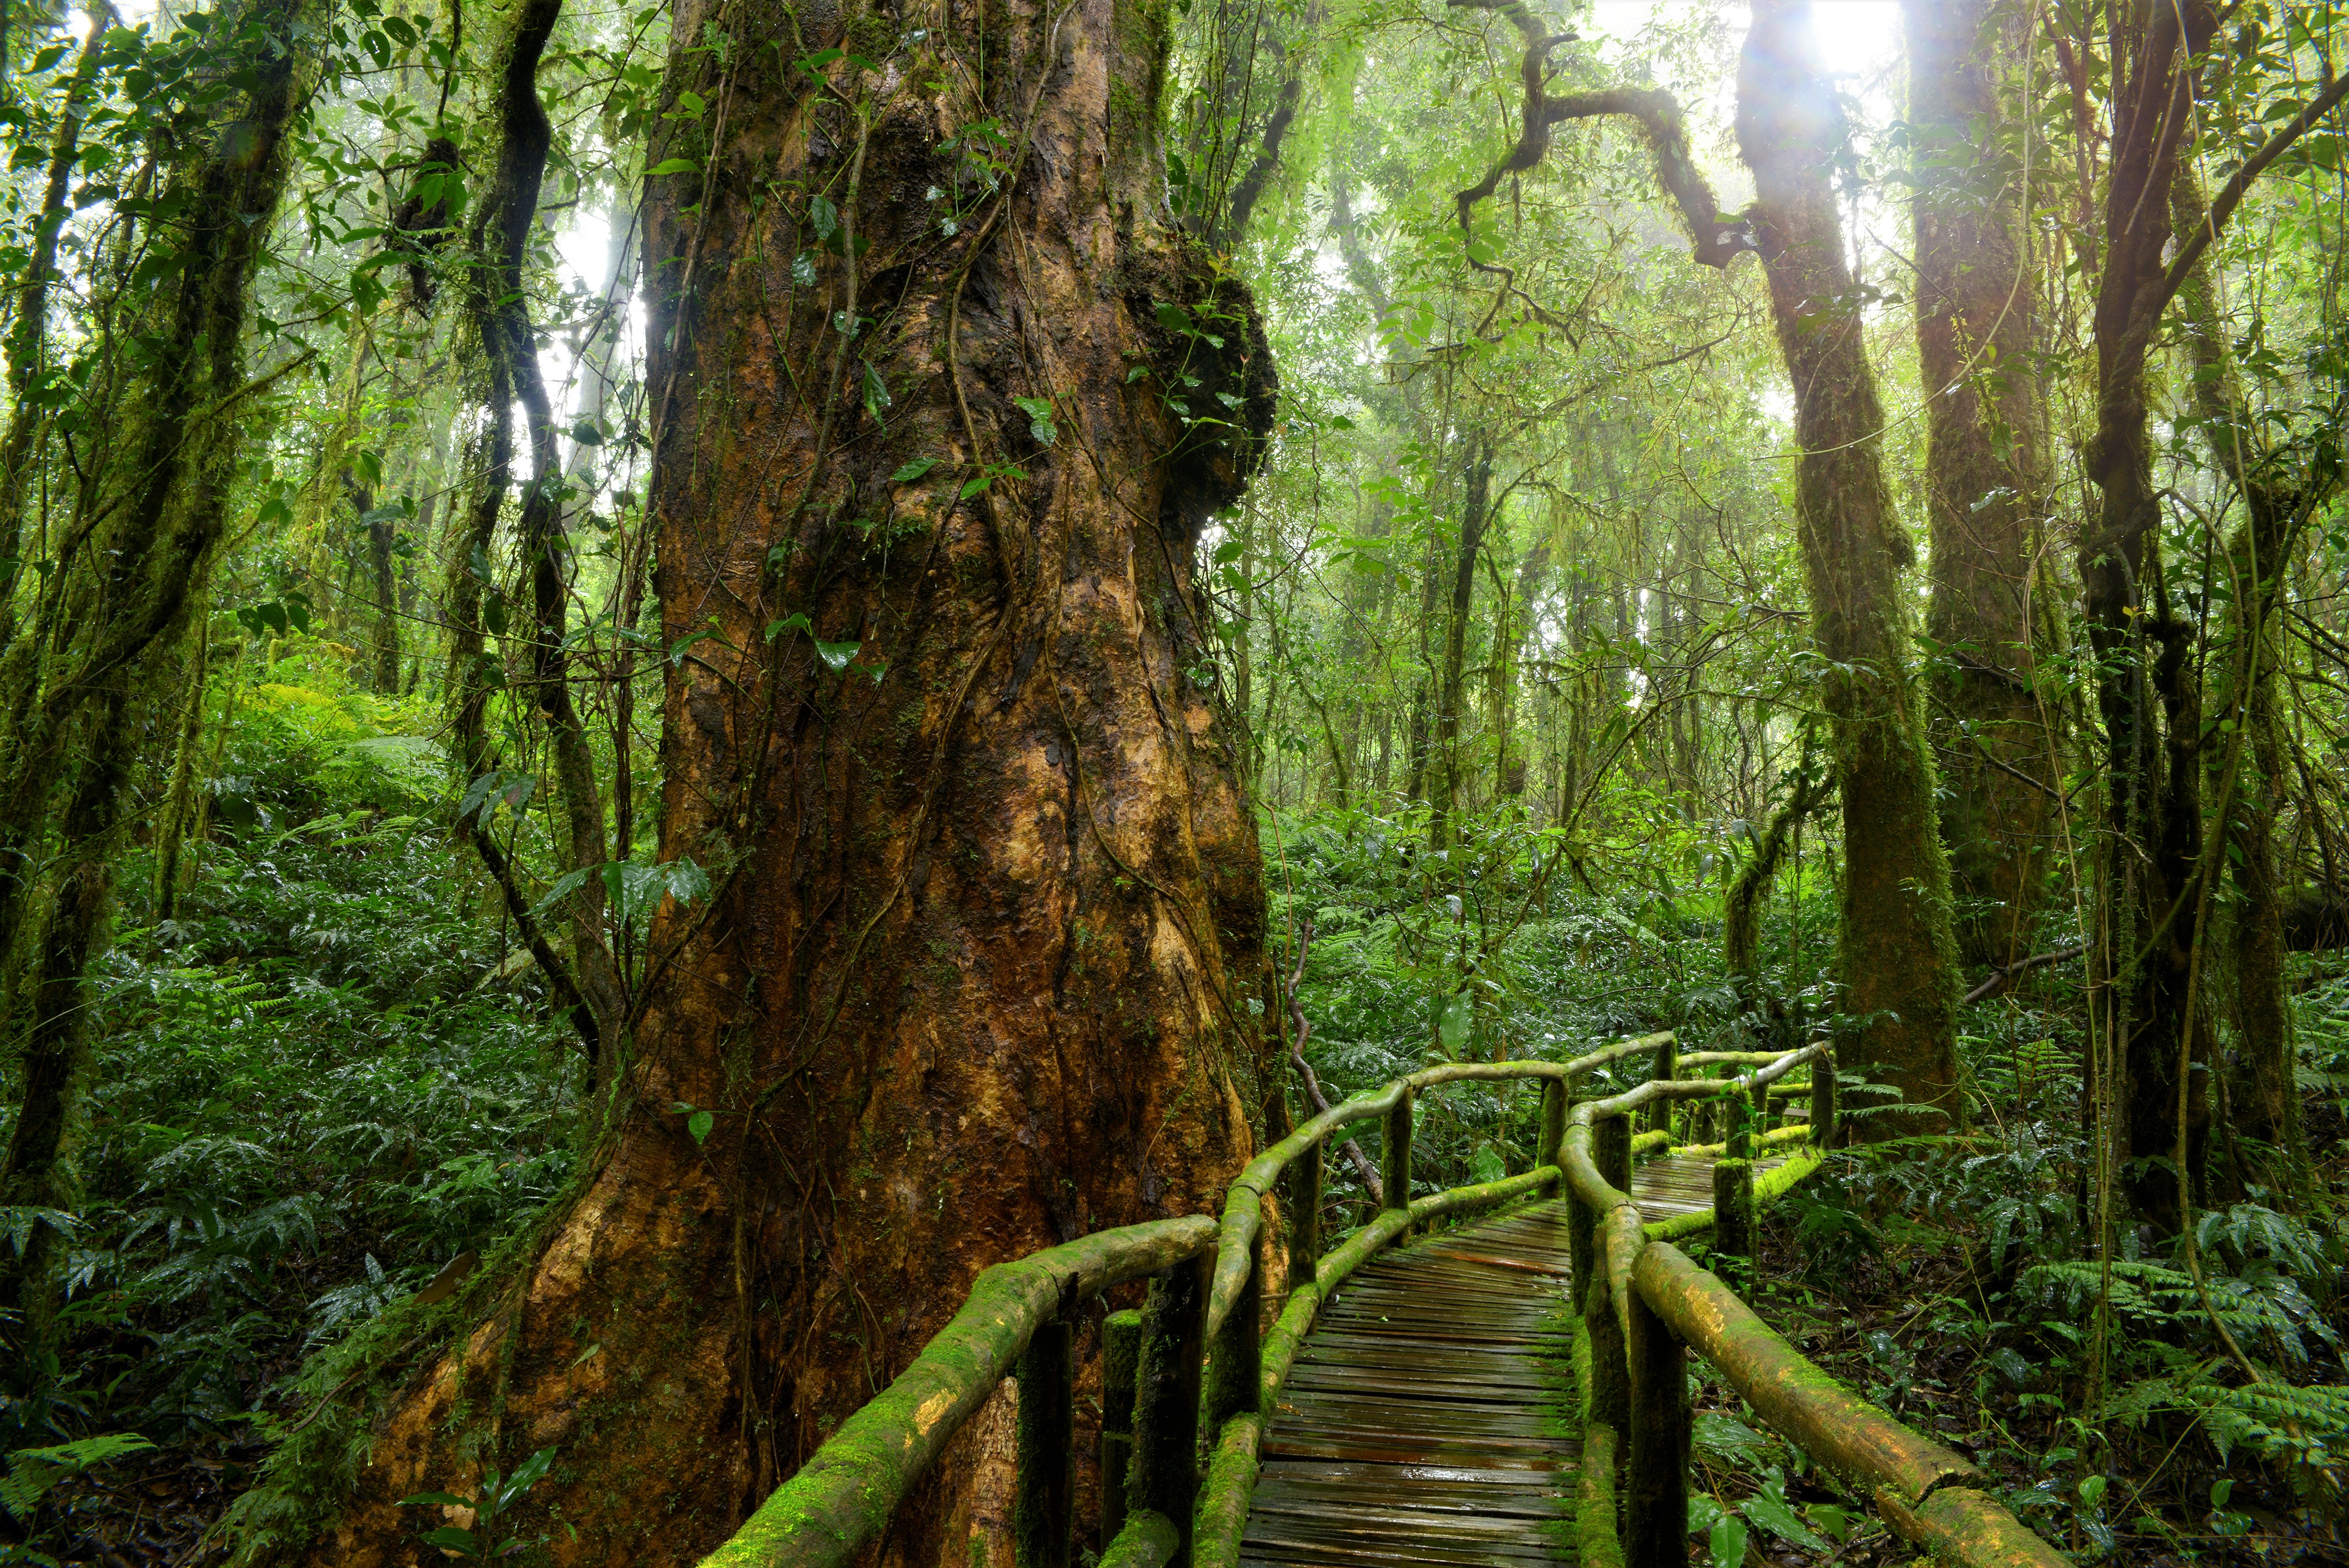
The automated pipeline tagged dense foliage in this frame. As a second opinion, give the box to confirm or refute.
[0,0,2344,1561]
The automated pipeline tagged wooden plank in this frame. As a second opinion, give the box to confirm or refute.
[1236,1157,1760,1566]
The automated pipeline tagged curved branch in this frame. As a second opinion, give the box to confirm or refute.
[1221,0,1326,245]
[1448,0,1752,269]
[2154,68,2349,323]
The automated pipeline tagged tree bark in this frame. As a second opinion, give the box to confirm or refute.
[1430,432,1492,850]
[2077,0,2219,1231]
[286,0,1274,1559]
[1906,0,2060,970]
[0,0,314,1371]
[2170,164,2326,1190]
[1736,0,1962,1130]
[438,0,628,1078]
[0,19,104,632]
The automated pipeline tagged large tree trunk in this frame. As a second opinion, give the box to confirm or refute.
[1737,0,1961,1129]
[1906,0,2060,970]
[286,0,1273,1559]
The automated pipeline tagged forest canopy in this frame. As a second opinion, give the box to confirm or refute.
[0,0,2345,1562]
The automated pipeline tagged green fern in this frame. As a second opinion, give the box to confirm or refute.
[2,1434,156,1524]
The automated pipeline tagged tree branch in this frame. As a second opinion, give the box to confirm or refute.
[1961,944,2088,1005]
[2152,69,2349,324]
[1447,0,1752,269]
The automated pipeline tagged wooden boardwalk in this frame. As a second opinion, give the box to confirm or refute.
[1242,1150,1765,1568]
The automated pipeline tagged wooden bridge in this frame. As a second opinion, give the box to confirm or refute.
[702,1039,2061,1568]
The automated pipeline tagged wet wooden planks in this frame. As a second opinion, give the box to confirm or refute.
[1242,1151,1779,1567]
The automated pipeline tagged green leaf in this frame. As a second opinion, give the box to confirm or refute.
[688,1109,714,1144]
[1437,992,1471,1056]
[646,156,699,177]
[889,456,939,483]
[419,1527,481,1551]
[1154,301,1194,334]
[397,1492,473,1509]
[958,476,992,499]
[810,193,839,239]
[765,612,811,643]
[862,361,891,419]
[1707,1516,1748,1568]
[570,419,602,446]
[1741,1477,1829,1551]
[1013,394,1057,445]
[813,639,860,671]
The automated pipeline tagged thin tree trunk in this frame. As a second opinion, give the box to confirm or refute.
[1737,0,1961,1129]
[1430,431,1491,850]
[441,0,626,1078]
[289,0,1274,1558]
[2077,0,2219,1231]
[360,478,402,692]
[2171,164,2326,1192]
[0,0,314,997]
[153,601,210,919]
[0,20,104,631]
[1494,538,1548,803]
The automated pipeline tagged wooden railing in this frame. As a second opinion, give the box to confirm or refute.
[700,1034,2063,1568]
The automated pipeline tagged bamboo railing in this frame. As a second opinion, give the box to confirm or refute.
[699,1034,2064,1568]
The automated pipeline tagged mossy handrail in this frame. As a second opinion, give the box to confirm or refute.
[1560,1046,2067,1568]
[698,1032,2064,1568]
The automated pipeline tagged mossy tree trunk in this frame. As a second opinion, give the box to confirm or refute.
[1906,0,2061,970]
[0,0,315,1377]
[287,0,1272,1559]
[1736,0,1961,1129]
[1430,429,1493,851]
[2169,164,2328,1193]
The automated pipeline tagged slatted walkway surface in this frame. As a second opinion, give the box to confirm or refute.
[1242,1149,1776,1568]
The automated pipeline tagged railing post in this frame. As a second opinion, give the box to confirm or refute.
[1205,1225,1262,1430]
[1711,1157,1756,1291]
[1726,1090,1755,1161]
[1287,1137,1323,1283]
[1584,1261,1629,1432]
[1810,1053,1837,1147]
[1645,1035,1677,1134]
[1381,1085,1413,1238]
[1130,1255,1207,1567]
[1595,1112,1632,1197]
[1572,1111,1631,1300]
[1015,1318,1075,1568]
[1100,1308,1142,1544]
[1752,1074,1774,1136]
[1538,1078,1567,1178]
[1566,1109,1595,1298]
[1624,1281,1689,1568]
